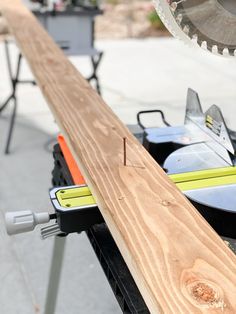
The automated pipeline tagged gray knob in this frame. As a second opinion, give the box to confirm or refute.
[5,211,50,235]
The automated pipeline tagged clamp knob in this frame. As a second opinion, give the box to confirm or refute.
[41,223,62,239]
[5,211,50,235]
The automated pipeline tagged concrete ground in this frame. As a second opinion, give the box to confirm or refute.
[1,37,236,314]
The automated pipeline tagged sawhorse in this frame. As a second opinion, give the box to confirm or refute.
[0,40,36,154]
[0,40,103,154]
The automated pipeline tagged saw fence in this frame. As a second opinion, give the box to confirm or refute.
[1,1,236,313]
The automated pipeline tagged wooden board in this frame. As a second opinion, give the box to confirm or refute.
[0,16,9,36]
[1,1,236,313]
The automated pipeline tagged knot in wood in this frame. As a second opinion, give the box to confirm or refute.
[185,280,225,309]
[192,282,217,303]
[161,200,171,207]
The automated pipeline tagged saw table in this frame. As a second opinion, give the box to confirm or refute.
[0,3,103,154]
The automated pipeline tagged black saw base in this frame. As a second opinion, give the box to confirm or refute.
[52,143,150,314]
[52,143,236,314]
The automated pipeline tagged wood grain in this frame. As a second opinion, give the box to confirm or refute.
[1,1,236,313]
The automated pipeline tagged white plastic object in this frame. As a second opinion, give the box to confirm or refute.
[41,223,61,239]
[5,211,50,235]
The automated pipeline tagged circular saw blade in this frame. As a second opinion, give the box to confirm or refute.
[154,0,236,57]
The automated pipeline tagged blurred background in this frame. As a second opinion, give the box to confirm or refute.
[1,0,236,313]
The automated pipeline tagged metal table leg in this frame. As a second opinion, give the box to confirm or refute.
[0,41,22,154]
[87,52,103,95]
[5,96,17,154]
[0,40,16,114]
[3,52,22,154]
[0,40,36,154]
[44,236,66,314]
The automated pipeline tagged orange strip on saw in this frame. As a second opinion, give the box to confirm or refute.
[58,134,85,185]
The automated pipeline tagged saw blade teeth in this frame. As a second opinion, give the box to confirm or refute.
[212,45,218,55]
[201,41,207,50]
[154,0,236,58]
[176,14,183,24]
[183,25,190,35]
[170,1,178,12]
[191,34,198,42]
[223,48,229,56]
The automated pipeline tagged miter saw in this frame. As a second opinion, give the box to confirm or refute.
[133,0,236,238]
[137,88,236,239]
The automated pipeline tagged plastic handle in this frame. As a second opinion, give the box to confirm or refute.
[5,211,50,235]
[137,110,170,130]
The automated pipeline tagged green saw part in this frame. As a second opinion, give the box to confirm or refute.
[169,167,236,191]
[56,186,96,208]
[57,186,92,199]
